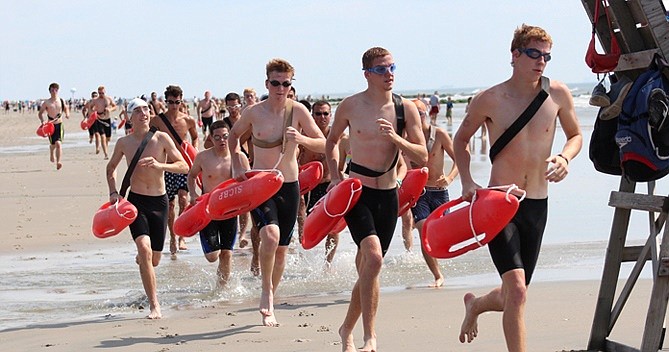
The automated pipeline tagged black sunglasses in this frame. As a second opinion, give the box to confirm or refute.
[166,99,182,105]
[313,111,330,117]
[269,80,292,87]
[519,48,551,62]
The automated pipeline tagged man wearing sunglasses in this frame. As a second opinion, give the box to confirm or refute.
[228,58,325,327]
[325,47,427,352]
[453,24,582,352]
[151,85,200,258]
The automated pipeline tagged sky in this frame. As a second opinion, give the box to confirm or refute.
[0,0,629,101]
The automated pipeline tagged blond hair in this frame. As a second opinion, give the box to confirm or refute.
[510,24,552,52]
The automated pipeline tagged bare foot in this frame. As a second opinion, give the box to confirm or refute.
[338,325,356,352]
[261,311,278,327]
[169,238,177,255]
[95,148,100,154]
[50,155,55,163]
[429,277,444,288]
[56,162,62,170]
[360,336,377,352]
[459,292,478,343]
[147,304,162,319]
[178,237,188,250]
[238,236,249,248]
[260,290,276,327]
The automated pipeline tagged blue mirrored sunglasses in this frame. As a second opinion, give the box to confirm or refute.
[520,48,551,62]
[363,63,397,75]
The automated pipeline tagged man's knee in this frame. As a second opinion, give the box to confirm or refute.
[360,237,383,271]
[502,270,528,307]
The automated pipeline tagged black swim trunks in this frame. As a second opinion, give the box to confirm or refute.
[201,116,213,133]
[251,181,300,246]
[48,123,64,145]
[165,171,188,201]
[487,197,548,285]
[304,182,329,215]
[344,185,398,256]
[127,192,169,252]
[199,217,238,253]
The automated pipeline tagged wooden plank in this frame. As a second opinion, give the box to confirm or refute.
[609,0,648,52]
[616,49,660,71]
[606,339,641,352]
[610,237,656,332]
[609,191,667,212]
[622,245,653,262]
[589,178,638,351]
[639,0,669,58]
[640,225,669,351]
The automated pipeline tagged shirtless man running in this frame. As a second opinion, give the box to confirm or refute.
[408,98,458,287]
[453,24,582,351]
[149,91,166,117]
[150,85,199,257]
[229,58,325,327]
[197,90,219,141]
[106,98,188,319]
[325,47,427,352]
[188,120,248,288]
[38,83,70,170]
[88,86,117,159]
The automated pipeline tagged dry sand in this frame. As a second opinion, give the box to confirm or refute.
[0,109,659,351]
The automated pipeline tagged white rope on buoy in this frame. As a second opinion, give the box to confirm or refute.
[323,180,362,218]
[467,184,526,247]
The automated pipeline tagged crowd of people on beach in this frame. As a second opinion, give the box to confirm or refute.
[30,23,582,352]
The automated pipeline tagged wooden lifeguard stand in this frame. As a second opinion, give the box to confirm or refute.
[582,1,669,351]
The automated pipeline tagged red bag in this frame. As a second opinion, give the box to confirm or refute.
[585,0,621,74]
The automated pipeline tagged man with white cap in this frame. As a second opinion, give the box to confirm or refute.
[105,97,188,319]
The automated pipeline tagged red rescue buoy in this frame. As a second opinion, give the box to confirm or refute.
[92,198,138,238]
[302,178,363,250]
[36,122,55,137]
[207,170,284,221]
[81,111,98,130]
[422,188,521,259]
[174,193,212,237]
[298,161,324,195]
[118,119,126,129]
[181,141,198,168]
[397,167,429,216]
[173,178,237,237]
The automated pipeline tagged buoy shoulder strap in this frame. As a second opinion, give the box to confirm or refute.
[120,126,157,197]
[489,76,550,163]
[159,113,185,146]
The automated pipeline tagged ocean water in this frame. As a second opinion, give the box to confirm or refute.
[0,88,660,331]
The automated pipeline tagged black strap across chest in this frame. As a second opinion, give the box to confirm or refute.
[159,113,184,146]
[489,76,550,163]
[120,127,157,197]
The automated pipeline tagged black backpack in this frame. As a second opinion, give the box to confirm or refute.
[615,54,669,181]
